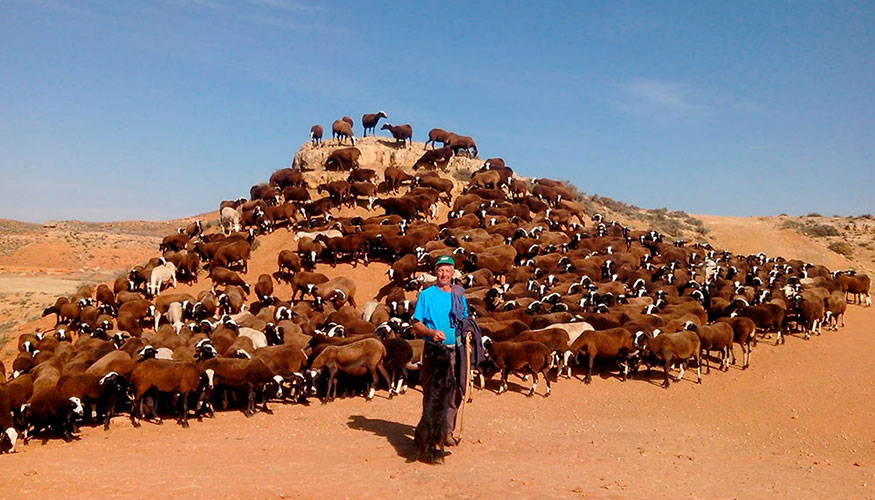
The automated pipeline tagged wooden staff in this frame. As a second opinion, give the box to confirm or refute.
[452,332,473,442]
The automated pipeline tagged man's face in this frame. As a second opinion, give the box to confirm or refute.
[436,264,454,287]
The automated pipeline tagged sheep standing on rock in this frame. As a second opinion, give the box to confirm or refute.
[361,111,387,137]
[381,123,413,146]
[332,119,356,146]
[309,125,323,146]
[426,128,451,149]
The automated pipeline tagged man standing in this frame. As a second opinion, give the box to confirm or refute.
[411,256,482,450]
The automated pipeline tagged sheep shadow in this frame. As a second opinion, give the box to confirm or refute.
[346,415,416,461]
[375,138,409,149]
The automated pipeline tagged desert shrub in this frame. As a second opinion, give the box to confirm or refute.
[686,217,710,235]
[581,197,597,216]
[594,195,640,215]
[801,224,840,237]
[558,180,587,203]
[805,212,822,218]
[453,168,473,182]
[668,210,688,219]
[828,242,854,256]
[649,215,684,236]
[780,220,803,230]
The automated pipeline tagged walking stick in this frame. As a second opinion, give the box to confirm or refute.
[453,333,473,442]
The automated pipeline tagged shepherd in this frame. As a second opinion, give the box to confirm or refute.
[411,255,483,463]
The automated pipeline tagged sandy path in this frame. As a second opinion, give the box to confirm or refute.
[2,302,873,499]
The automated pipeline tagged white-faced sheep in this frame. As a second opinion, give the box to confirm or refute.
[361,111,387,136]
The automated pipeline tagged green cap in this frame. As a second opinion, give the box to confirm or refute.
[436,255,455,267]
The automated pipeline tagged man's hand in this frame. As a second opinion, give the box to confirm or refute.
[431,329,445,342]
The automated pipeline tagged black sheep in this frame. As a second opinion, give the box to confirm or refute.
[414,343,455,464]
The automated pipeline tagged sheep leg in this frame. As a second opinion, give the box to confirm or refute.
[325,369,337,402]
[498,368,509,394]
[661,359,671,389]
[103,391,118,431]
[244,385,255,417]
[702,348,711,374]
[528,369,538,397]
[542,368,551,397]
[743,341,750,369]
[148,395,162,424]
[563,350,573,378]
[584,354,594,384]
[130,396,142,427]
[178,391,190,428]
[260,387,273,415]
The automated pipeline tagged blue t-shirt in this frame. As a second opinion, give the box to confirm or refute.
[412,286,468,346]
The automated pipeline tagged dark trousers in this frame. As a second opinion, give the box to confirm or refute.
[420,343,461,436]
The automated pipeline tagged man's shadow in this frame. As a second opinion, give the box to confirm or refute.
[347,415,416,461]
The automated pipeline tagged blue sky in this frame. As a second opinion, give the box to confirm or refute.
[1,0,873,222]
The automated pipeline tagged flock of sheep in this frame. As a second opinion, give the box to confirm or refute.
[0,112,871,456]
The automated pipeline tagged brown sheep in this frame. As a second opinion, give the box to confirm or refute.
[130,359,210,428]
[425,128,451,149]
[269,167,305,189]
[716,317,756,369]
[348,181,378,209]
[291,271,329,300]
[384,166,414,192]
[331,119,356,145]
[308,338,391,401]
[569,327,638,384]
[413,147,454,171]
[314,276,358,309]
[446,133,477,157]
[482,339,552,397]
[634,330,701,389]
[309,124,323,145]
[209,267,251,295]
[361,111,387,136]
[277,250,302,275]
[254,274,274,305]
[683,321,733,373]
[324,147,361,171]
[381,123,413,146]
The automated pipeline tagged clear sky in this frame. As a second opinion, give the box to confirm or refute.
[1,1,873,222]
